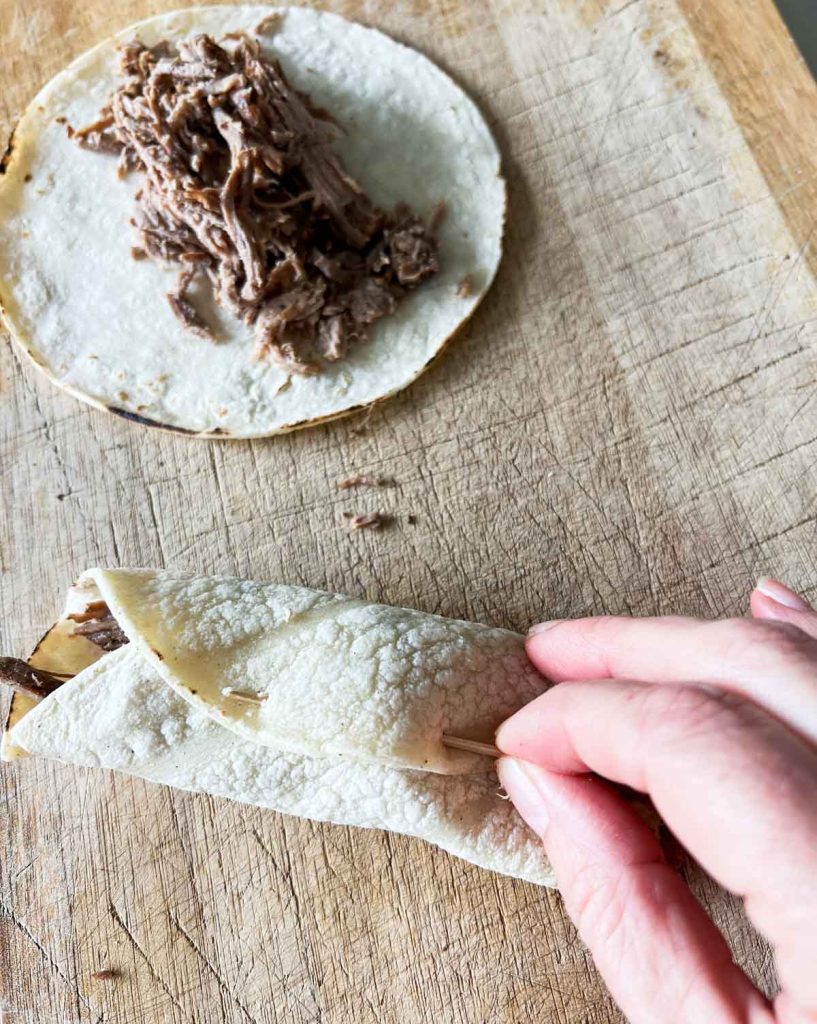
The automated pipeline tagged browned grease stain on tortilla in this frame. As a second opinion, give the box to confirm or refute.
[28,627,54,662]
[331,0,475,38]
[150,648,164,661]
[557,0,617,28]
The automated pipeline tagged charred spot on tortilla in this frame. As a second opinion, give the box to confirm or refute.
[107,406,198,434]
[0,127,18,176]
[74,32,440,375]
[29,627,58,660]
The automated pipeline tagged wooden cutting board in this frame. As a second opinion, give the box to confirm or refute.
[1,1,815,1021]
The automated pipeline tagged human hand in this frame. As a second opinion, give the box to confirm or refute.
[496,578,817,1024]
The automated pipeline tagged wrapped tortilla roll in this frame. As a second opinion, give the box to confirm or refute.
[3,570,554,885]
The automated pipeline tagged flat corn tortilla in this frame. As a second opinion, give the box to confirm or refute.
[0,6,504,438]
[3,572,553,886]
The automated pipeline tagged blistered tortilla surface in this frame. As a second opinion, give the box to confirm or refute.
[87,568,547,774]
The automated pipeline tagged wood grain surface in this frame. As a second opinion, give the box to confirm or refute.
[1,1,815,1021]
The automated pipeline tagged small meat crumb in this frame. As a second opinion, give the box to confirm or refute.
[91,969,119,981]
[456,275,474,298]
[337,472,392,490]
[349,511,389,530]
[254,11,282,35]
[23,173,32,183]
[350,404,377,435]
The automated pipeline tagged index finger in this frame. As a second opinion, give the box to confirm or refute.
[526,616,817,746]
[495,680,817,1010]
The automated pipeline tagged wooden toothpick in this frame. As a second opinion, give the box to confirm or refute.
[221,687,268,705]
[442,734,501,759]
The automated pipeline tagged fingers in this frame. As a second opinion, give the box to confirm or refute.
[496,680,817,1011]
[754,578,812,613]
[497,759,773,1024]
[525,614,817,747]
[751,578,817,642]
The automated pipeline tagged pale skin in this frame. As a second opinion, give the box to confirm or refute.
[495,577,817,1024]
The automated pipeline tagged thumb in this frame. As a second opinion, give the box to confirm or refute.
[750,578,817,641]
[497,758,772,1024]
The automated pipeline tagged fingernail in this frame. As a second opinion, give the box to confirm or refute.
[756,577,810,611]
[496,758,550,836]
[528,619,563,636]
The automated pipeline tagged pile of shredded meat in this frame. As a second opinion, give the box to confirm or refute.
[73,31,441,373]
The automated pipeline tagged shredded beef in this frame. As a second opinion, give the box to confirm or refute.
[0,603,130,703]
[348,511,388,530]
[69,602,130,652]
[337,472,391,489]
[76,32,440,373]
[456,274,474,298]
[0,658,68,700]
[167,264,216,341]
